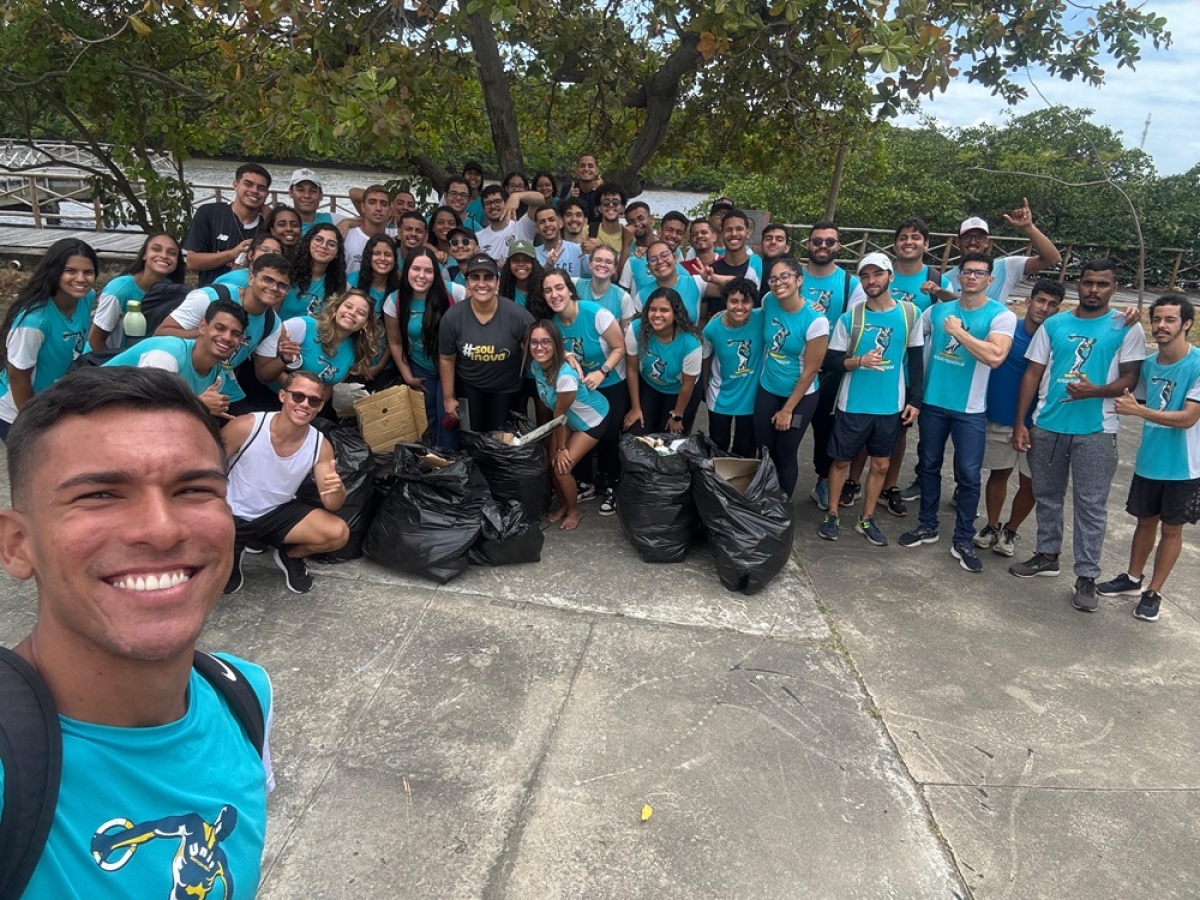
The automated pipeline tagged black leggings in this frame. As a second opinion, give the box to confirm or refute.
[809,371,843,479]
[708,412,756,458]
[753,387,819,498]
[463,383,523,434]
[595,380,631,490]
[632,381,701,436]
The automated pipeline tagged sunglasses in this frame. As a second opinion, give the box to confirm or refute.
[808,237,838,248]
[600,198,624,207]
[449,238,474,247]
[288,390,323,407]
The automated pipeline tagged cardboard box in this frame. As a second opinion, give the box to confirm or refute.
[353,385,427,453]
[713,457,759,495]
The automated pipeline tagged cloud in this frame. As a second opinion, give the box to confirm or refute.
[896,0,1200,175]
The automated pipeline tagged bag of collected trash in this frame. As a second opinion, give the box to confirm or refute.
[617,433,699,563]
[296,420,377,561]
[469,499,545,566]
[364,445,490,584]
[682,433,794,594]
[462,412,550,519]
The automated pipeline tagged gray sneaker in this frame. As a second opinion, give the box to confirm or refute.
[993,527,1019,557]
[973,524,1000,549]
[1096,572,1144,596]
[1072,576,1098,612]
[899,480,921,502]
[855,517,888,547]
[818,514,840,541]
[1010,553,1060,578]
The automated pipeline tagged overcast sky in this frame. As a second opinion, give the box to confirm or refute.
[898,0,1198,176]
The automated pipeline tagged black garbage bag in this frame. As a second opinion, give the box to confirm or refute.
[462,412,549,519]
[296,421,376,561]
[364,445,490,584]
[683,433,794,595]
[617,433,699,563]
[469,499,545,566]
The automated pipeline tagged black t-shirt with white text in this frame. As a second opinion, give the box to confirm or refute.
[439,297,535,393]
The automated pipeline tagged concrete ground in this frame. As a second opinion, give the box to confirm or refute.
[1,417,1196,899]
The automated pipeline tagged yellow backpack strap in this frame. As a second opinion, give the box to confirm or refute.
[849,301,867,355]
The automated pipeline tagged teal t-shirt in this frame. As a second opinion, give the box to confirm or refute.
[214,268,251,289]
[634,272,705,324]
[702,309,764,415]
[759,293,829,398]
[0,656,271,899]
[286,315,356,385]
[104,336,228,396]
[579,279,628,322]
[189,287,279,402]
[530,360,610,431]
[280,275,327,320]
[829,302,923,415]
[91,275,146,350]
[889,266,951,313]
[1135,347,1200,480]
[301,211,336,235]
[627,320,703,394]
[555,300,621,389]
[802,268,860,327]
[405,297,433,372]
[0,294,94,409]
[1028,310,1146,434]
[921,300,1017,414]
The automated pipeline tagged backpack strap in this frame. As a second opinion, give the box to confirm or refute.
[212,283,233,305]
[839,268,852,319]
[0,648,63,900]
[900,299,918,346]
[192,651,266,757]
[848,301,868,356]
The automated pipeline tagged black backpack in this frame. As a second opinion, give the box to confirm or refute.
[0,647,266,899]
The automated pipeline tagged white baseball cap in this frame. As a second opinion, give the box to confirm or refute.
[959,216,989,235]
[856,251,894,274]
[289,168,322,190]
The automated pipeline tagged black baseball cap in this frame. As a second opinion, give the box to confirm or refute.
[464,252,500,275]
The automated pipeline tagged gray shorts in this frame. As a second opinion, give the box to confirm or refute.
[983,421,1031,478]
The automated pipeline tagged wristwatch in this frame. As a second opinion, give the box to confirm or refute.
[600,363,612,375]
[668,412,683,422]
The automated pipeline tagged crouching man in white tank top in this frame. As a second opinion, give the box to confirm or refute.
[221,370,349,594]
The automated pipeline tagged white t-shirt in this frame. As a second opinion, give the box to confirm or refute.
[475,218,537,262]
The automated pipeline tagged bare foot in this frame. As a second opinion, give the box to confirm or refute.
[560,508,583,530]
[547,507,566,524]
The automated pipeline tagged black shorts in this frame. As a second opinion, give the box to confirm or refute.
[234,499,320,548]
[1126,474,1200,526]
[828,410,903,462]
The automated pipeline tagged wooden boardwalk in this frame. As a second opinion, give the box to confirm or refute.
[0,225,147,259]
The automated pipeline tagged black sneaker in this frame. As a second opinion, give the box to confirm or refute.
[899,479,921,502]
[1096,572,1144,596]
[880,487,908,517]
[598,487,617,516]
[245,541,267,555]
[1072,576,1098,612]
[951,542,983,573]
[818,514,840,541]
[273,548,313,594]
[224,545,246,594]
[1134,590,1161,622]
[1010,553,1061,578]
[898,524,939,547]
[839,479,862,507]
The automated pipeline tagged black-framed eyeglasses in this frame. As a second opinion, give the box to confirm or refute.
[528,338,554,348]
[959,268,990,278]
[767,272,796,286]
[288,390,323,407]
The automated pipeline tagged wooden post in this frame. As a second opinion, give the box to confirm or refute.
[94,197,103,231]
[30,177,42,229]
[1057,246,1071,282]
[1169,250,1183,291]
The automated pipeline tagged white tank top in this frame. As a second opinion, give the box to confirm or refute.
[227,412,323,520]
[343,227,369,276]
